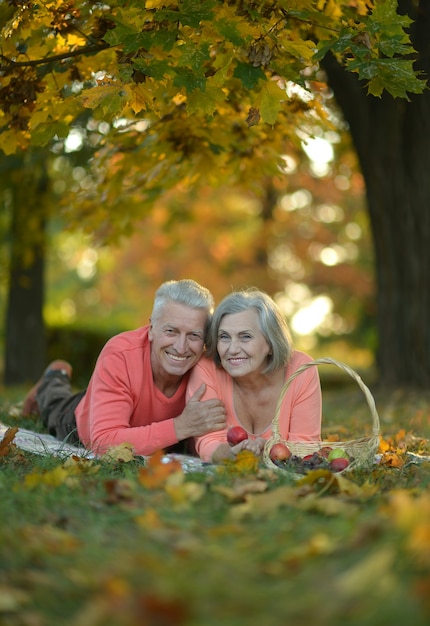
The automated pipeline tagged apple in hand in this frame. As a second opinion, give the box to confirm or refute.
[269,442,292,462]
[227,426,248,446]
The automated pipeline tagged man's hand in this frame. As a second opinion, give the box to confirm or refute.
[174,384,227,441]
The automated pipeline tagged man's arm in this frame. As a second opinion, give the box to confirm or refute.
[174,384,227,441]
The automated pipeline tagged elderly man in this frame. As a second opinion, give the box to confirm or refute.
[22,279,227,456]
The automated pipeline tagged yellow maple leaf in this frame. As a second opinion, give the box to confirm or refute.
[24,466,79,489]
[129,84,150,115]
[219,450,260,475]
[82,84,123,110]
[256,80,285,125]
[101,442,136,463]
[0,130,29,155]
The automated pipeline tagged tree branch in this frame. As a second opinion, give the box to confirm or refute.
[0,42,111,71]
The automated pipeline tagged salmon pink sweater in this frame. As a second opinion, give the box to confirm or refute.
[187,351,322,463]
[75,326,185,455]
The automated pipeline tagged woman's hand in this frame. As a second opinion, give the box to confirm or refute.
[240,436,266,456]
[211,437,266,463]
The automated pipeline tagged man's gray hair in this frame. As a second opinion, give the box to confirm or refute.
[151,279,214,323]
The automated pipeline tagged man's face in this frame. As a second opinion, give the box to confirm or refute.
[149,302,207,379]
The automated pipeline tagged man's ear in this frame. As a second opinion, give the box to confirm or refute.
[148,318,153,341]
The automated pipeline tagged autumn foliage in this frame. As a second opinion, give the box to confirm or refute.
[0,1,425,219]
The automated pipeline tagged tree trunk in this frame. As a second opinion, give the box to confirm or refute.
[323,0,430,388]
[3,153,48,385]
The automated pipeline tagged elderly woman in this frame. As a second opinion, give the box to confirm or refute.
[187,288,322,463]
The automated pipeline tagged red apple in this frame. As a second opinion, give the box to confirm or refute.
[227,426,248,446]
[269,442,292,462]
[330,457,350,472]
[302,454,314,461]
[318,446,333,458]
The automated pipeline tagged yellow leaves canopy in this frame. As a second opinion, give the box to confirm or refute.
[0,0,424,158]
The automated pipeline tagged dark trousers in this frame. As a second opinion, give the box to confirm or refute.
[36,371,86,446]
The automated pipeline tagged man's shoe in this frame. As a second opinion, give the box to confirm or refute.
[22,360,73,417]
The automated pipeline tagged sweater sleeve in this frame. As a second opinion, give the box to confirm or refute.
[186,359,231,463]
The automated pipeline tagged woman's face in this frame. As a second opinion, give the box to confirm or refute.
[216,309,271,378]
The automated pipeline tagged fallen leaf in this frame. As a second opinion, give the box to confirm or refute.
[380,451,404,468]
[285,531,338,561]
[213,479,268,502]
[335,546,396,597]
[63,455,99,475]
[104,479,136,504]
[218,450,260,475]
[165,480,206,507]
[101,442,136,463]
[20,524,81,554]
[229,485,297,520]
[0,427,18,457]
[384,489,430,564]
[135,508,163,530]
[298,494,359,516]
[138,450,183,489]
[24,465,79,489]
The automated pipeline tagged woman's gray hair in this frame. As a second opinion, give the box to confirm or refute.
[206,288,293,374]
[151,279,214,327]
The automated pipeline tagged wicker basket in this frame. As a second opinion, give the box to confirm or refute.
[263,357,381,473]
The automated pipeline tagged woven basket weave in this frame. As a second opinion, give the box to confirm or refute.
[263,357,381,473]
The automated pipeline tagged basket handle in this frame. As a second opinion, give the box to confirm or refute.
[271,357,380,439]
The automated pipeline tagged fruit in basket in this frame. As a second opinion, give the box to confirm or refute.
[327,448,348,462]
[330,457,350,472]
[269,442,292,462]
[302,452,327,469]
[269,446,355,474]
[318,446,333,458]
[227,426,248,446]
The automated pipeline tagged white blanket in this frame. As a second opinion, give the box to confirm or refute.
[0,421,211,472]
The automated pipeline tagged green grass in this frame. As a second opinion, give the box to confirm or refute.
[1,381,430,626]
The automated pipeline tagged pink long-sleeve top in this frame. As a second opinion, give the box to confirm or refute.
[75,326,185,455]
[187,351,322,463]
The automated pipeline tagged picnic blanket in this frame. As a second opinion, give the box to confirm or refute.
[0,421,212,473]
[2,421,428,471]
